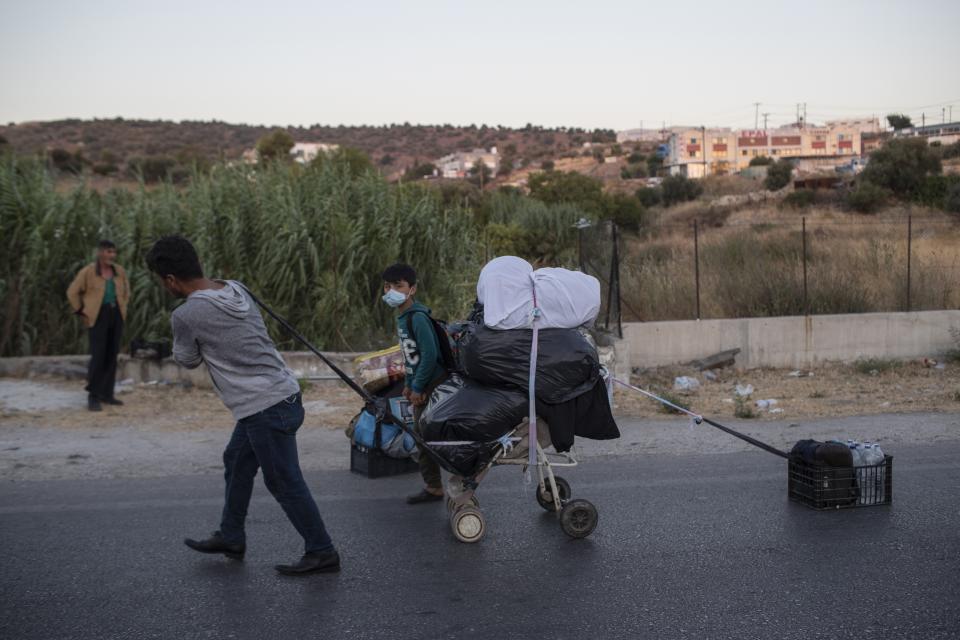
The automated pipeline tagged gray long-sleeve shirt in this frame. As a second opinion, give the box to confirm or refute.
[171,280,300,420]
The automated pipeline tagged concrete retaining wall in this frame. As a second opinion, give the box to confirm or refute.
[624,310,960,370]
[0,351,360,389]
[4,310,958,385]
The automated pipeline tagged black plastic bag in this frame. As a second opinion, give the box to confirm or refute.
[420,375,528,442]
[457,323,599,403]
[430,442,498,477]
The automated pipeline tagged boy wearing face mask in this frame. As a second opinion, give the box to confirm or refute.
[381,263,447,504]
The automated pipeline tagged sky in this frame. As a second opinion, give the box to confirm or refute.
[1,0,959,131]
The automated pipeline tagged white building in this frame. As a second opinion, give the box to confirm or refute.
[435,148,499,179]
[290,142,339,164]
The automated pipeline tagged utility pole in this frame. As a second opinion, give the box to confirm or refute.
[950,105,954,122]
[702,125,707,176]
[922,112,926,127]
[754,103,760,129]
[943,108,947,124]
[762,112,770,130]
[803,103,807,127]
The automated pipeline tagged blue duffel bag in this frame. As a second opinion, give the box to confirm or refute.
[352,408,416,459]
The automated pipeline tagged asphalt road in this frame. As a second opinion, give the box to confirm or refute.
[2,443,959,640]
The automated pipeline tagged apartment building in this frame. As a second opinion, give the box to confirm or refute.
[667,118,881,177]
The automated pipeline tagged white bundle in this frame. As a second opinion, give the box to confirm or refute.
[477,256,601,330]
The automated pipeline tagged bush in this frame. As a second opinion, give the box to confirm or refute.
[861,137,941,199]
[601,193,647,231]
[540,160,554,171]
[845,181,889,214]
[734,396,756,419]
[635,187,661,207]
[749,156,774,166]
[402,162,436,181]
[764,160,793,191]
[255,129,294,162]
[92,162,118,176]
[917,174,960,209]
[946,181,960,215]
[661,175,703,207]
[528,170,604,212]
[942,141,960,160]
[853,358,901,375]
[620,163,646,180]
[49,148,83,174]
[781,189,816,209]
[128,155,176,183]
[627,151,645,164]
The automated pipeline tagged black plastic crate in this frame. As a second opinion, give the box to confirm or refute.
[788,455,892,510]
[350,444,419,478]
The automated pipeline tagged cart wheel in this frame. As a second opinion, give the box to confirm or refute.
[536,476,571,512]
[447,495,479,512]
[559,499,598,539]
[450,507,486,543]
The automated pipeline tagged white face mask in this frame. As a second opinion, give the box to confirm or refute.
[382,289,408,307]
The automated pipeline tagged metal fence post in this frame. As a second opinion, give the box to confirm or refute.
[802,217,808,315]
[906,214,912,312]
[694,219,701,320]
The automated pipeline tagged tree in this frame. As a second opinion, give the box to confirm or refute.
[660,175,703,207]
[379,154,395,166]
[749,156,774,166]
[402,162,436,181]
[861,138,941,199]
[540,160,555,171]
[467,159,493,188]
[49,148,83,174]
[845,182,888,214]
[256,129,294,162]
[886,114,913,131]
[764,160,793,191]
[635,187,661,207]
[528,170,604,212]
[602,193,647,230]
[497,156,514,176]
[329,147,373,177]
[647,154,664,177]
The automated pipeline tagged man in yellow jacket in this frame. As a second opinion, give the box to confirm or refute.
[67,240,131,411]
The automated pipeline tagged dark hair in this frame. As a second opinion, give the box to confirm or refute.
[381,263,417,286]
[145,235,204,280]
[98,239,116,250]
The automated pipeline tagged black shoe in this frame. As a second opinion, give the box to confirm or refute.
[406,489,444,505]
[102,397,124,406]
[184,531,245,560]
[88,396,102,412]
[275,550,341,576]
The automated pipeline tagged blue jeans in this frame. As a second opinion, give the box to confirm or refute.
[219,392,334,554]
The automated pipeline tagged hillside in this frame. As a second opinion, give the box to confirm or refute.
[0,118,616,180]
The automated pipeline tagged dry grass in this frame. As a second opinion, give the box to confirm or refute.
[620,202,960,321]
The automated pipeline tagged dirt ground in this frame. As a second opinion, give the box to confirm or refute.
[619,360,960,419]
[2,365,959,482]
[2,359,958,431]
[0,378,361,432]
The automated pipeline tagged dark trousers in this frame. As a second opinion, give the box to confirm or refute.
[86,304,123,400]
[412,373,448,490]
[219,392,334,554]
